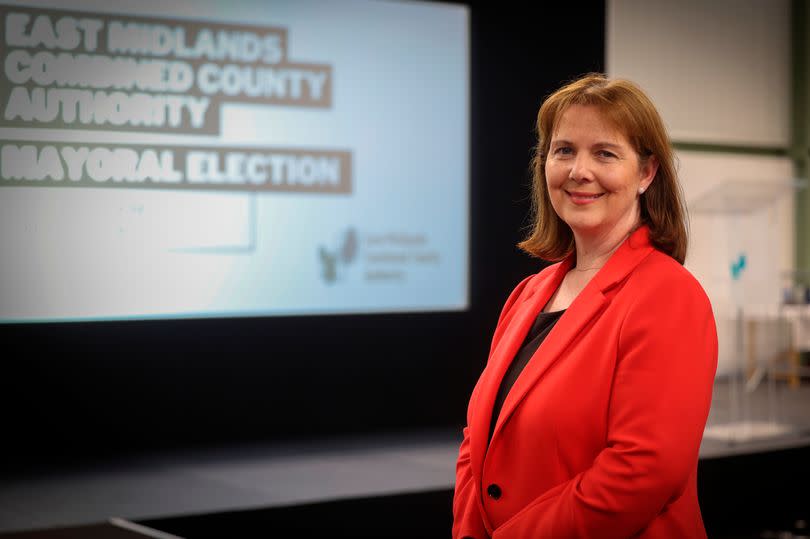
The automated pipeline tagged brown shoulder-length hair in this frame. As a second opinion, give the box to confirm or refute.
[517,73,688,264]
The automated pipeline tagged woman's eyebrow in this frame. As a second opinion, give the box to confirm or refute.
[593,142,623,150]
[550,140,624,149]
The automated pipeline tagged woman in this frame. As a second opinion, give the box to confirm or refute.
[452,73,718,539]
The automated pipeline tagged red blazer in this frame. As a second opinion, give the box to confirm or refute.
[453,226,718,539]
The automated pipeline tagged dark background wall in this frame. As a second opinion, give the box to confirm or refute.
[0,1,605,472]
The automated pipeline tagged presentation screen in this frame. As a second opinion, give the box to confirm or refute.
[0,0,469,322]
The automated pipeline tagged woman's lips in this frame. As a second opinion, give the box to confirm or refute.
[566,191,605,205]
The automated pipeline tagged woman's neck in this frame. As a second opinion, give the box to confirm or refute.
[572,221,638,272]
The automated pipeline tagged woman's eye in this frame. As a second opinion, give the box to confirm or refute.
[554,147,573,155]
[597,150,616,158]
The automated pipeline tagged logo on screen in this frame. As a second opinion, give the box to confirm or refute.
[318,228,358,284]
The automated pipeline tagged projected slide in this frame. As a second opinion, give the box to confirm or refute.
[0,0,469,322]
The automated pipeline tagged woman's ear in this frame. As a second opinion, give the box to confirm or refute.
[639,155,659,192]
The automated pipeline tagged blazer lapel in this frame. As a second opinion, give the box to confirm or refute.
[487,225,656,448]
[488,285,608,446]
[469,258,571,476]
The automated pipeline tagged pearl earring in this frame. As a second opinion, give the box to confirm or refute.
[639,187,646,194]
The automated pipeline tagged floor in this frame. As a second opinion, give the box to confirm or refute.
[1,379,808,536]
[702,376,810,457]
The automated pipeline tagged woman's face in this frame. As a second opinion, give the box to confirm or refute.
[545,104,657,242]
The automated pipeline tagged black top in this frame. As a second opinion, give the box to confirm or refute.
[488,308,565,444]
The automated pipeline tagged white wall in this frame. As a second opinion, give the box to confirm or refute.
[607,0,791,147]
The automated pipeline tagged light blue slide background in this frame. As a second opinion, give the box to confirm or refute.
[0,0,469,321]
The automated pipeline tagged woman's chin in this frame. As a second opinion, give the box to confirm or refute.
[563,217,605,236]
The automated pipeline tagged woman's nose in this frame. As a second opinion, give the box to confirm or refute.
[568,155,595,182]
